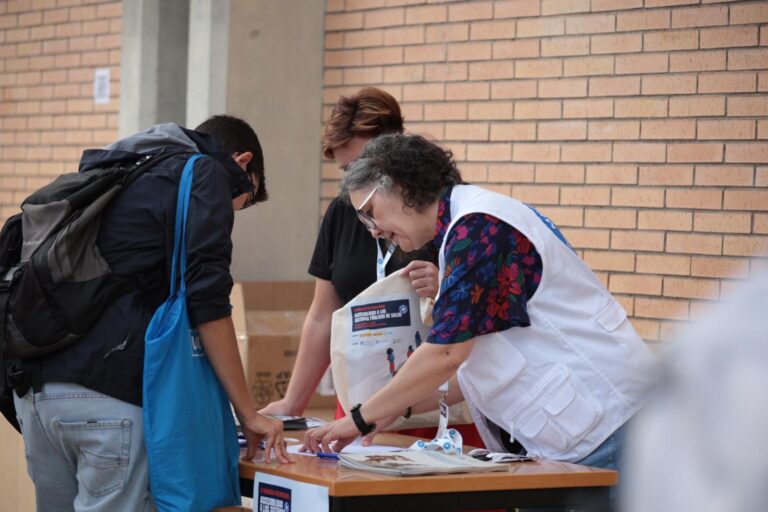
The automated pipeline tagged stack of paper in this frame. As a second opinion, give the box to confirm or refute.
[338,450,510,476]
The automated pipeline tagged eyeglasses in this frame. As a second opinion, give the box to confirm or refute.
[355,185,380,232]
[241,184,257,209]
[239,171,260,210]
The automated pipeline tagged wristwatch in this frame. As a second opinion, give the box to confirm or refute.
[350,403,376,436]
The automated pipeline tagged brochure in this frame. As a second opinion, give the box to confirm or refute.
[338,449,510,476]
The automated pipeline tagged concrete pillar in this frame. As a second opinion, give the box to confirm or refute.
[118,0,189,136]
[120,0,324,280]
[186,0,230,128]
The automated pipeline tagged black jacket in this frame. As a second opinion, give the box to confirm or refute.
[26,124,247,406]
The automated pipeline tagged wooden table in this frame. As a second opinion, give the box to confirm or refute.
[239,433,617,511]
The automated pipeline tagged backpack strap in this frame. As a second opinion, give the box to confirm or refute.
[122,149,185,189]
[0,214,22,432]
[0,288,20,433]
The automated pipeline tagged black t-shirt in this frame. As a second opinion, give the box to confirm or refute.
[308,197,436,305]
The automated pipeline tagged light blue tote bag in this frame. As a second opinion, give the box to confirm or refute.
[143,154,241,511]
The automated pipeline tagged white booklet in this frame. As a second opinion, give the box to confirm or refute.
[288,439,403,457]
[338,449,510,476]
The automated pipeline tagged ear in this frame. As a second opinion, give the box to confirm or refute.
[232,151,253,171]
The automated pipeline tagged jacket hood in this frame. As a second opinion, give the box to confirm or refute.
[105,122,199,155]
[78,123,251,198]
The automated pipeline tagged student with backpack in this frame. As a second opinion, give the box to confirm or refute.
[4,115,290,511]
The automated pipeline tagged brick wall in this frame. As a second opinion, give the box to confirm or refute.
[0,0,122,219]
[322,0,768,343]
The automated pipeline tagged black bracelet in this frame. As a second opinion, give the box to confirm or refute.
[350,403,376,435]
[403,406,412,419]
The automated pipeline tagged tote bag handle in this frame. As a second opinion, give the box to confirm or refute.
[169,154,201,297]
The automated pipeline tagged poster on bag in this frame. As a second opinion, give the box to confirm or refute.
[344,293,426,406]
[351,299,413,331]
[332,271,475,429]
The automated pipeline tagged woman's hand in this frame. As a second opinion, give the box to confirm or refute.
[359,412,403,447]
[241,412,292,464]
[403,260,440,298]
[302,410,405,452]
[302,416,360,454]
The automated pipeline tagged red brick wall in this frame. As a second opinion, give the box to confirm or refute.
[0,0,122,219]
[321,0,768,342]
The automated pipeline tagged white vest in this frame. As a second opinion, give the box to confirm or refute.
[440,185,657,462]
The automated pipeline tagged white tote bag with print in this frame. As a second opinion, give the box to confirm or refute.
[330,270,473,430]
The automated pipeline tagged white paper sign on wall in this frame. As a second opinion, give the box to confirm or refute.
[93,68,110,105]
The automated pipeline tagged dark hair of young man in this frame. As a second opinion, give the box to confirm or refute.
[195,114,268,203]
[321,87,404,160]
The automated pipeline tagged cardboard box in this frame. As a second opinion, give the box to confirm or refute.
[231,282,336,410]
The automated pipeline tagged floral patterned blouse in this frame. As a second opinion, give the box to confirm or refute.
[427,186,543,345]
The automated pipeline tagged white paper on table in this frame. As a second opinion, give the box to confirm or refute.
[287,438,403,457]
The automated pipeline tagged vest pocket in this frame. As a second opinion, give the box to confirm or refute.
[517,364,602,455]
[596,300,627,332]
[460,332,527,395]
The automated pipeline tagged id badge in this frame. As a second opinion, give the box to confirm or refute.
[436,396,449,439]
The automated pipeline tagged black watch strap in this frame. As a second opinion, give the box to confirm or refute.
[350,403,376,435]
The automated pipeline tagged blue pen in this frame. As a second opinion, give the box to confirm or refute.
[316,452,339,460]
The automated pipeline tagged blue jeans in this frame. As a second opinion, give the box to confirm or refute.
[518,422,628,511]
[14,382,154,512]
[572,421,627,511]
[575,421,627,472]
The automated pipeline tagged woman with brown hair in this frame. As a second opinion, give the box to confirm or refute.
[261,87,483,446]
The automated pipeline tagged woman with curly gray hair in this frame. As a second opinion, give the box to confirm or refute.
[305,134,657,500]
[262,89,486,448]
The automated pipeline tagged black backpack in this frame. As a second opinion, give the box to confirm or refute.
[0,151,180,361]
[0,150,183,432]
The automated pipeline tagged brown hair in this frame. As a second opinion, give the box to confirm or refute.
[321,87,404,159]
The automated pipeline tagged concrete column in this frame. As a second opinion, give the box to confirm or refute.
[120,0,324,280]
[118,0,189,136]
[186,0,230,128]
[156,1,190,126]
[227,0,325,280]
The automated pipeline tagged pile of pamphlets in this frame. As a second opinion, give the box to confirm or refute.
[338,449,511,476]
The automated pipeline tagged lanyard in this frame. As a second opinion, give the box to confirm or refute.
[436,380,450,438]
[375,239,395,281]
